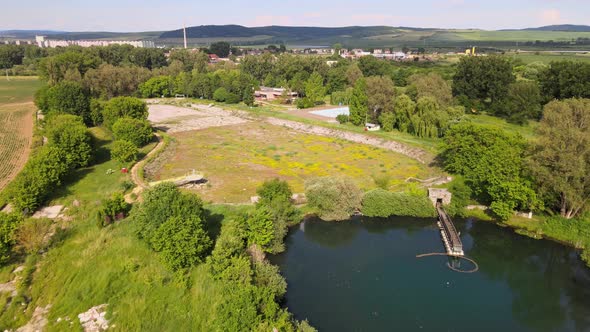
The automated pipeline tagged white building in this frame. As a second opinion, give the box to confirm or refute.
[35,36,155,48]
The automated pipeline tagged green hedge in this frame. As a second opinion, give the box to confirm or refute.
[361,189,435,218]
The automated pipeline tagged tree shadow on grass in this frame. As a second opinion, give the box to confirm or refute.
[203,209,224,242]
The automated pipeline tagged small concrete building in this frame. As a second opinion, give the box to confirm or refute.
[428,188,452,206]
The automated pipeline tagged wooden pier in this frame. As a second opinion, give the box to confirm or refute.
[435,201,464,256]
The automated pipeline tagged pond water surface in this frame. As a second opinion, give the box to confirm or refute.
[270,217,590,332]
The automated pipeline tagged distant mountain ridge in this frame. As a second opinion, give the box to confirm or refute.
[159,25,406,40]
[2,24,590,49]
[521,24,590,32]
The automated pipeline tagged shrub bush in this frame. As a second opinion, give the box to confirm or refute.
[254,179,300,253]
[45,114,93,168]
[96,192,130,227]
[112,117,153,147]
[305,177,362,221]
[361,189,435,218]
[151,215,212,270]
[15,218,53,254]
[132,183,211,270]
[35,81,91,124]
[0,213,22,264]
[244,206,274,250]
[6,146,70,212]
[336,114,349,124]
[296,97,315,109]
[102,96,148,129]
[111,140,138,163]
[213,87,229,102]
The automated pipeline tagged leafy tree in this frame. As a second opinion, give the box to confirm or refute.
[45,114,93,168]
[349,78,368,126]
[411,97,445,138]
[89,98,105,126]
[256,178,292,203]
[0,45,25,70]
[112,117,153,147]
[345,63,363,86]
[6,146,70,212]
[245,206,275,250]
[210,42,232,58]
[255,179,299,253]
[243,89,255,106]
[539,61,590,101]
[83,64,151,98]
[358,56,390,77]
[326,65,348,93]
[253,261,287,300]
[133,183,207,245]
[151,215,212,270]
[529,99,590,219]
[406,73,453,108]
[391,94,416,133]
[102,96,148,129]
[38,50,101,85]
[379,111,396,132]
[0,213,21,265]
[452,56,515,109]
[208,220,248,279]
[304,72,326,105]
[111,140,138,163]
[213,87,230,102]
[336,114,349,124]
[139,76,174,98]
[132,183,211,270]
[365,76,395,121]
[500,81,542,124]
[36,81,91,123]
[240,53,275,82]
[305,177,363,221]
[442,123,539,220]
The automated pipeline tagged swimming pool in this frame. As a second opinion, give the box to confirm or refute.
[309,106,349,118]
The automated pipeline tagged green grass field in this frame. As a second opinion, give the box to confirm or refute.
[0,77,43,105]
[150,121,441,203]
[0,125,259,330]
[509,52,590,64]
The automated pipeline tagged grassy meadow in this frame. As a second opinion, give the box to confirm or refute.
[149,121,441,203]
[0,125,256,330]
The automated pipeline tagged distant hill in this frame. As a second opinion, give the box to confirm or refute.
[0,30,66,39]
[3,25,590,49]
[160,25,404,40]
[522,25,590,32]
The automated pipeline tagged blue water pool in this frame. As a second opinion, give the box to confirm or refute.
[310,106,349,118]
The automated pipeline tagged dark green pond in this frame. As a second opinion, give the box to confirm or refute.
[270,217,590,332]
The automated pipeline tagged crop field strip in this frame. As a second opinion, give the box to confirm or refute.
[0,107,32,190]
[0,78,41,192]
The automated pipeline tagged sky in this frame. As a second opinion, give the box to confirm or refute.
[1,0,589,32]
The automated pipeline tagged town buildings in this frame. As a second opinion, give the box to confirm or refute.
[35,35,155,48]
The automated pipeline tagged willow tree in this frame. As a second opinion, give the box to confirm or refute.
[392,94,415,133]
[529,99,590,219]
[411,97,445,138]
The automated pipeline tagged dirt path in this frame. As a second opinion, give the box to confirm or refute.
[125,134,164,203]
